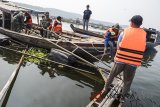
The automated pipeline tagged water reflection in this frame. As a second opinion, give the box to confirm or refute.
[38,63,57,79]
[37,61,104,88]
[0,48,20,64]
[142,43,158,68]
[0,48,104,107]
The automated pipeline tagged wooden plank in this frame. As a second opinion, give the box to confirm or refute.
[2,12,4,28]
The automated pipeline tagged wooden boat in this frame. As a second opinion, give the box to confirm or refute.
[0,27,105,55]
[70,24,103,38]
[0,1,105,56]
[86,68,124,107]
[0,1,160,107]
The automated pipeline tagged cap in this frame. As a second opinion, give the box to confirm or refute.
[87,5,89,7]
[130,15,143,26]
[57,16,62,20]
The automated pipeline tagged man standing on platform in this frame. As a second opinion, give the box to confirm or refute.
[83,5,92,31]
[103,15,146,102]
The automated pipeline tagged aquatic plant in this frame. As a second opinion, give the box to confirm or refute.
[23,48,48,64]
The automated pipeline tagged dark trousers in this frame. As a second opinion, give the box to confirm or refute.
[104,63,137,97]
[83,19,89,31]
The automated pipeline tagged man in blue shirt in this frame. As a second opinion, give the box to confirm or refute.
[104,24,120,59]
[103,15,146,103]
[83,5,92,31]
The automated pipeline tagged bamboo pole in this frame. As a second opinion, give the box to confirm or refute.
[40,35,110,81]
[55,32,111,69]
[51,30,111,69]
[37,27,111,69]
[0,49,26,101]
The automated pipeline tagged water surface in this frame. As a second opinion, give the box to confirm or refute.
[0,32,160,107]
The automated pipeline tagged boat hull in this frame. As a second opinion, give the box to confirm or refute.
[0,27,104,55]
[70,24,103,38]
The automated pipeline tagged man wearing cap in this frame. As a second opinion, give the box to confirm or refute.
[83,5,92,31]
[103,15,146,102]
[103,24,120,59]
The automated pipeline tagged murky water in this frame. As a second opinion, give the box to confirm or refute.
[128,46,160,107]
[0,28,160,107]
[0,45,103,107]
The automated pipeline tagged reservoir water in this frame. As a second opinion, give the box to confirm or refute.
[0,23,160,107]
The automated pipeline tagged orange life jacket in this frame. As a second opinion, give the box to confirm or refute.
[104,28,119,39]
[26,17,32,25]
[115,27,146,66]
[53,20,62,33]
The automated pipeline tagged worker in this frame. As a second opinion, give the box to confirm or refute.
[52,16,62,34]
[42,12,52,37]
[83,5,92,31]
[24,12,32,34]
[103,24,120,59]
[103,15,146,102]
[12,11,25,32]
[40,15,45,36]
[46,19,53,38]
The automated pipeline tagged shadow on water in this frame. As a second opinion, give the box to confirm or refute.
[0,48,20,64]
[1,62,103,107]
[36,59,104,90]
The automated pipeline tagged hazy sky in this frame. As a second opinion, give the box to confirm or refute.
[9,0,160,29]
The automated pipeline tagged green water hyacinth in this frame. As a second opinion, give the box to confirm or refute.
[23,48,48,64]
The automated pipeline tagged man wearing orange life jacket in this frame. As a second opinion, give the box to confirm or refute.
[52,16,62,34]
[103,15,146,102]
[24,12,32,34]
[103,24,120,58]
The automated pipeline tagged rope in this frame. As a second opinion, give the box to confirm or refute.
[91,42,103,53]
[40,28,112,69]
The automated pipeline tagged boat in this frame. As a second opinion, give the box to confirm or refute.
[86,69,123,107]
[70,24,103,38]
[0,1,159,55]
[0,1,105,56]
[0,27,105,55]
[0,2,160,107]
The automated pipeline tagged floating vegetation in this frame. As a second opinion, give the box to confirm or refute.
[58,65,64,68]
[23,48,48,64]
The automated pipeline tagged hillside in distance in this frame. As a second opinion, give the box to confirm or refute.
[13,2,117,26]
